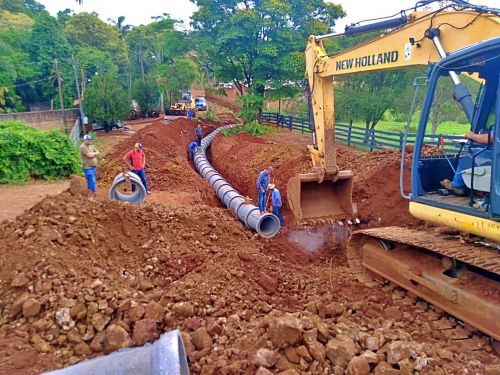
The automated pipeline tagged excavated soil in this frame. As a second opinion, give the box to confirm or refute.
[212,130,421,227]
[0,120,498,375]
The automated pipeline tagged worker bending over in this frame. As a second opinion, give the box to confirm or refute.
[123,143,150,194]
[188,141,198,161]
[256,166,273,214]
[441,130,493,195]
[269,184,284,226]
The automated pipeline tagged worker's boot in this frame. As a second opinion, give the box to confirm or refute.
[440,179,465,195]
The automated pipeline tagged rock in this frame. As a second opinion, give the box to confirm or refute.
[67,329,83,344]
[383,306,403,321]
[307,341,326,363]
[364,336,379,351]
[69,304,87,320]
[69,174,87,195]
[325,336,357,368]
[346,356,370,375]
[10,292,30,317]
[74,342,92,356]
[132,319,158,346]
[32,319,51,332]
[284,347,300,364]
[254,348,279,368]
[360,350,379,365]
[374,361,400,375]
[206,321,223,336]
[128,305,145,322]
[104,324,132,353]
[55,307,75,330]
[22,298,41,318]
[296,346,313,362]
[268,314,303,348]
[191,327,213,350]
[386,341,413,364]
[303,328,317,344]
[255,367,274,375]
[325,302,345,318]
[279,370,300,375]
[255,272,277,293]
[90,331,106,352]
[31,333,51,353]
[436,348,453,361]
[91,313,111,332]
[173,302,194,318]
[144,300,164,322]
[11,273,30,287]
[181,332,195,357]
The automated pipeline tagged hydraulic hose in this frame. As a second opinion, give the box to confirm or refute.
[109,172,147,204]
[193,125,281,239]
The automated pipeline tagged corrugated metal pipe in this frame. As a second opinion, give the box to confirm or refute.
[193,125,281,239]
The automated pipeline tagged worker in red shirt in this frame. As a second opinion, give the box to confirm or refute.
[123,143,150,194]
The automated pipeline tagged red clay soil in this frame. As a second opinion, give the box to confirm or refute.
[211,129,421,227]
[0,177,497,375]
[98,116,234,207]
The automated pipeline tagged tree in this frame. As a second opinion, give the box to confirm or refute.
[190,0,345,98]
[109,16,131,37]
[84,73,129,131]
[131,77,159,117]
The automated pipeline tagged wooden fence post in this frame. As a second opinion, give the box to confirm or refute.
[370,128,375,151]
[347,124,352,146]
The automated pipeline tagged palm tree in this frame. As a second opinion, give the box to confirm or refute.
[108,16,132,37]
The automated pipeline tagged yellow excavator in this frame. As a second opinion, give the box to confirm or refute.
[287,1,500,339]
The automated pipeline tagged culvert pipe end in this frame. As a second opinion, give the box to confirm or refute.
[194,124,280,239]
[255,213,281,239]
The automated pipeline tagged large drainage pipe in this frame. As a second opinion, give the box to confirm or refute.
[109,172,147,204]
[194,125,281,239]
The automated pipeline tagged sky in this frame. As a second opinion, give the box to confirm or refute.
[38,0,499,32]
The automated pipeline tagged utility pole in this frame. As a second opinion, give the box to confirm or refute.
[54,59,68,134]
[71,55,87,135]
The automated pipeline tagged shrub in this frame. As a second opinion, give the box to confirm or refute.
[223,120,274,136]
[0,121,80,184]
[200,107,218,122]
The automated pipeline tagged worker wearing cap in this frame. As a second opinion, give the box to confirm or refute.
[123,143,149,194]
[188,141,198,161]
[256,166,273,214]
[79,134,100,193]
[269,184,285,226]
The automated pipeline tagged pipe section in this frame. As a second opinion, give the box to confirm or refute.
[109,172,147,204]
[194,125,281,238]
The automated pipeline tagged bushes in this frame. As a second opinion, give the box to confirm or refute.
[0,121,80,183]
[223,120,274,136]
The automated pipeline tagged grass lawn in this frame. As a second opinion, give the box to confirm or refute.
[344,120,470,136]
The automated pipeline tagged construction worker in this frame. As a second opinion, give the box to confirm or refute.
[79,134,100,193]
[195,124,203,145]
[188,141,198,161]
[269,184,284,226]
[187,109,194,120]
[123,143,150,194]
[440,129,494,195]
[256,166,273,214]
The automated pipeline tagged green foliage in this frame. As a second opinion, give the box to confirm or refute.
[0,120,80,183]
[200,107,217,122]
[191,0,345,98]
[236,93,264,123]
[84,73,129,131]
[223,121,274,136]
[131,77,159,117]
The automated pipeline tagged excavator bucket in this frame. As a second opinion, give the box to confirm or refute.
[287,170,355,221]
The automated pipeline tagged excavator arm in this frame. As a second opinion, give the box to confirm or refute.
[287,5,500,221]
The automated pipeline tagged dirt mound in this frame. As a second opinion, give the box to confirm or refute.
[212,130,421,227]
[97,117,233,206]
[1,185,496,375]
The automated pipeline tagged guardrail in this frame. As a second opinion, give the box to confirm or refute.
[261,112,463,153]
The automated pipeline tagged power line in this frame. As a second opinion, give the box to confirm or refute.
[0,76,55,89]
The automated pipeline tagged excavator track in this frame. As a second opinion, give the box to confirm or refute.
[347,226,500,340]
